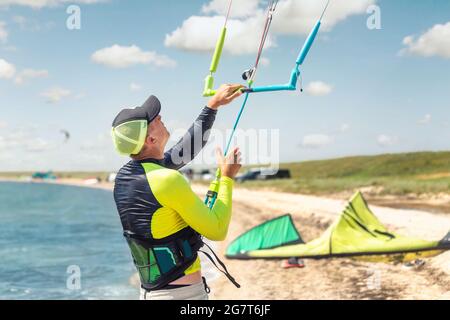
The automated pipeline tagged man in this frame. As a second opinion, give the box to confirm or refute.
[111,84,243,300]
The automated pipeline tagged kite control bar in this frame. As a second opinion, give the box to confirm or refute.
[204,0,331,208]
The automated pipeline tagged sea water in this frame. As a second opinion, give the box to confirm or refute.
[0,182,138,300]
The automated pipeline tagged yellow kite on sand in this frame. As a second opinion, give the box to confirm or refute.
[226,192,450,263]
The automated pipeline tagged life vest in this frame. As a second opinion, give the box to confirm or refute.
[124,227,240,291]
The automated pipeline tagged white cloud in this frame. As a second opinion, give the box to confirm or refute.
[418,114,432,125]
[273,0,375,35]
[12,15,26,28]
[401,22,450,59]
[1,45,17,52]
[74,92,86,100]
[91,45,176,69]
[0,136,8,151]
[25,137,52,152]
[80,132,111,151]
[165,0,375,55]
[0,61,47,84]
[305,81,333,96]
[165,14,274,55]
[260,57,270,66]
[14,68,49,85]
[0,58,16,79]
[202,0,260,18]
[40,87,71,103]
[130,82,142,92]
[0,125,64,156]
[0,129,26,150]
[11,15,52,32]
[0,0,109,9]
[301,134,333,149]
[0,21,7,43]
[377,134,398,147]
[340,123,350,133]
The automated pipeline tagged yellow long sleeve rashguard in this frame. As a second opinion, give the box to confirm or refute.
[145,163,234,242]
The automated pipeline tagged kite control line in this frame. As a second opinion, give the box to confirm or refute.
[204,92,251,208]
[203,0,233,97]
[241,0,278,87]
[242,0,331,93]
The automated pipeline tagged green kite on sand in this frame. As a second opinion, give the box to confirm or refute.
[226,192,450,263]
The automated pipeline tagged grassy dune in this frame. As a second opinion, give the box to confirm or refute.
[242,151,450,196]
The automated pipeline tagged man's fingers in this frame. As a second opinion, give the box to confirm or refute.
[228,90,243,101]
[215,147,224,161]
[224,84,243,93]
[230,84,244,90]
[228,148,241,164]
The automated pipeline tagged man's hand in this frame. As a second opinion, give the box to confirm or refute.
[207,84,244,110]
[216,147,242,179]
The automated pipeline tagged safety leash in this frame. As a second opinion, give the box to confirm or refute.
[199,242,241,288]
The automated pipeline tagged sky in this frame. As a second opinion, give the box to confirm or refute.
[0,0,449,172]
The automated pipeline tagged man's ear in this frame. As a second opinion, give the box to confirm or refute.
[147,135,157,145]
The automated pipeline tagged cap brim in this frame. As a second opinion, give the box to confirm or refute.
[141,95,161,123]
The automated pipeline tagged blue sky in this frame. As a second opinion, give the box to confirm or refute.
[0,0,449,172]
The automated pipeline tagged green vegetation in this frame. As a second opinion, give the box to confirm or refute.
[241,151,450,196]
[0,172,35,178]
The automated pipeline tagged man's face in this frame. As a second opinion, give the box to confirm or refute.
[147,115,170,148]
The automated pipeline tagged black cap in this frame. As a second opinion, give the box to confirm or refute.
[112,95,161,127]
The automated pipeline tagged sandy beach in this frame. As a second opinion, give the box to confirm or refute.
[3,178,448,300]
[190,184,450,300]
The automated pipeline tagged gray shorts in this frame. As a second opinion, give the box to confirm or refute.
[140,279,210,300]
